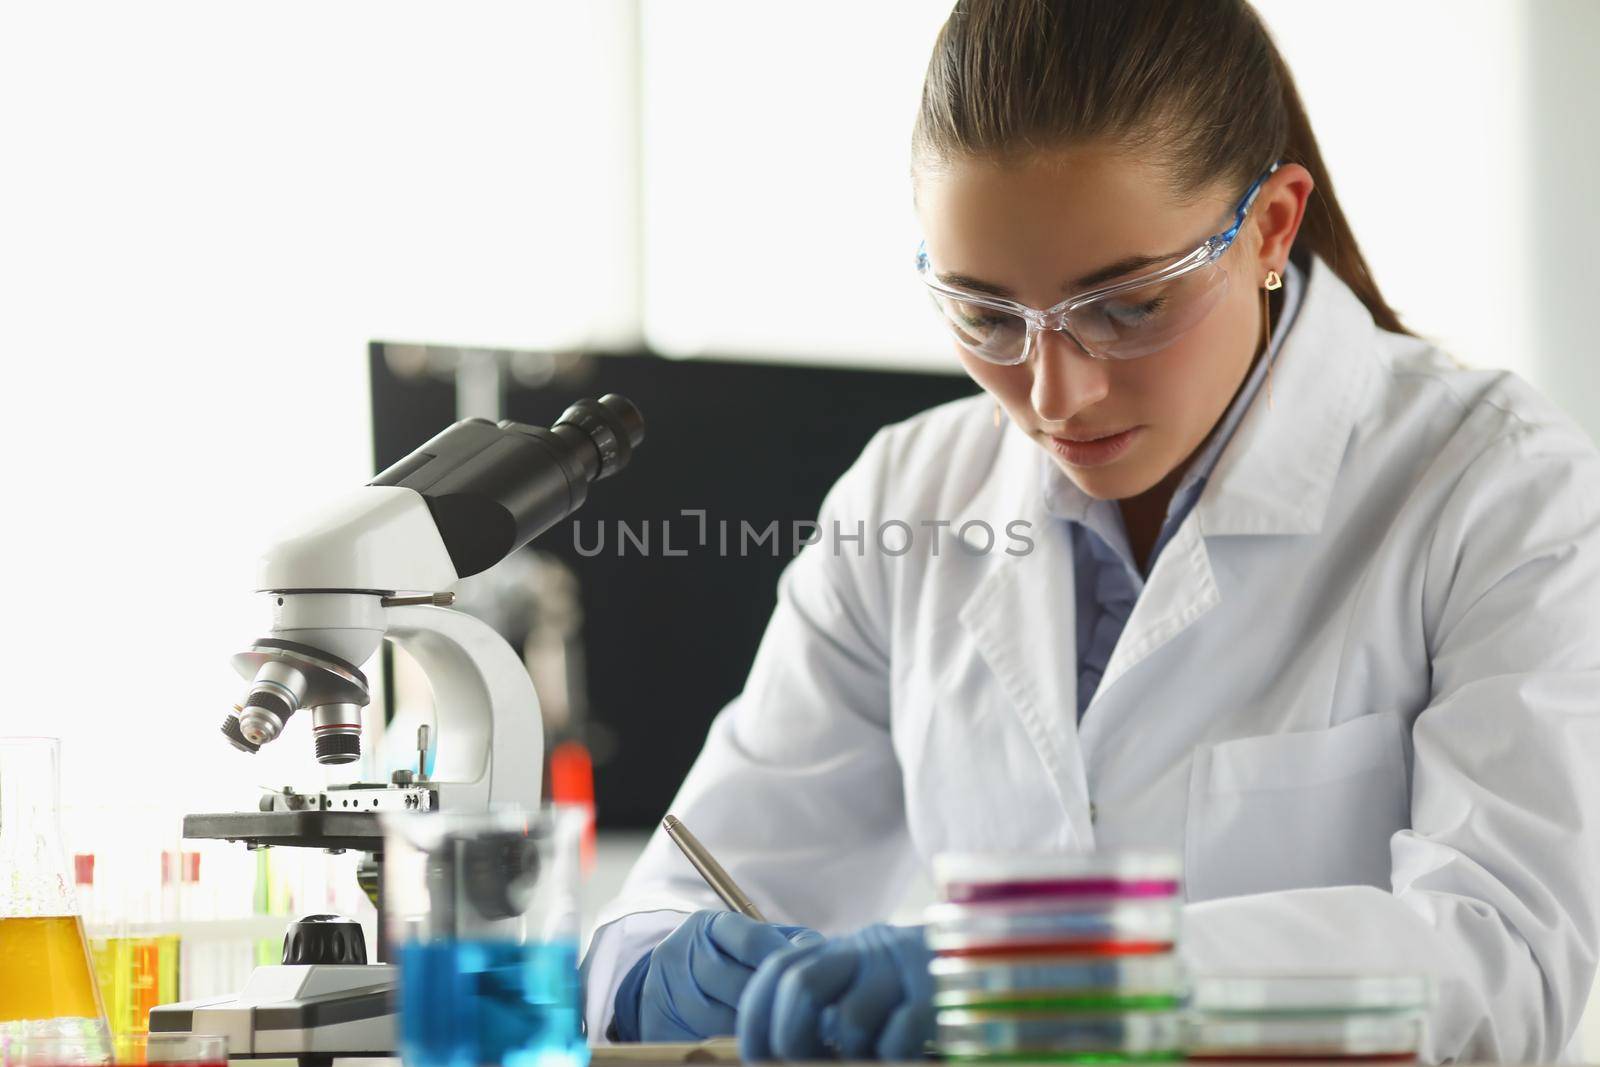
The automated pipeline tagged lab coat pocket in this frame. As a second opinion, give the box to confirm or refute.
[1184,711,1409,903]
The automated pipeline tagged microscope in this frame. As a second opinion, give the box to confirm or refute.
[150,395,644,1061]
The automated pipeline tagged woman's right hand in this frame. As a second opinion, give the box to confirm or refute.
[614,910,824,1042]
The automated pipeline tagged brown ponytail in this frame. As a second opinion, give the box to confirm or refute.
[1266,46,1408,333]
[912,0,1411,336]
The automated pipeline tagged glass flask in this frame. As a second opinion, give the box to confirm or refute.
[0,737,112,1057]
[385,805,588,1067]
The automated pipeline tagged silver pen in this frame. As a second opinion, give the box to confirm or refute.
[662,813,768,922]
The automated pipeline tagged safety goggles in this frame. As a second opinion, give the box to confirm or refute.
[915,162,1278,364]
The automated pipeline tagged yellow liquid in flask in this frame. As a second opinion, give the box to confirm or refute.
[0,915,106,1021]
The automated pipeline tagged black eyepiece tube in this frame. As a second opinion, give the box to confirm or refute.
[547,394,646,483]
[371,394,646,579]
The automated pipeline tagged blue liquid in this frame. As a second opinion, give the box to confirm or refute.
[399,939,589,1067]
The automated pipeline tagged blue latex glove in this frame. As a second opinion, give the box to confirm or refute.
[612,910,823,1042]
[737,923,934,1061]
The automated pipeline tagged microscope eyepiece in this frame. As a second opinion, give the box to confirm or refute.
[552,394,646,481]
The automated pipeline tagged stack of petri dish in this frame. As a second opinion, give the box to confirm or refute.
[926,852,1186,1063]
[1183,974,1432,1062]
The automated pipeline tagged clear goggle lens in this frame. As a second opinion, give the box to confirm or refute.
[928,259,1230,364]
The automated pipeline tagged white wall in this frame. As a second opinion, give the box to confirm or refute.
[1520,2,1600,441]
[638,2,955,366]
[0,2,639,817]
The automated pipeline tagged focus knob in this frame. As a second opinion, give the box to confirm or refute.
[281,913,368,965]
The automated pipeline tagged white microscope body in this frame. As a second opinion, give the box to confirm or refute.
[238,486,543,815]
[151,396,644,1061]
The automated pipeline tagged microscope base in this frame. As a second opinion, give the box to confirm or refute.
[149,963,395,1059]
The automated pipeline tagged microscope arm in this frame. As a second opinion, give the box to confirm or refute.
[385,604,543,813]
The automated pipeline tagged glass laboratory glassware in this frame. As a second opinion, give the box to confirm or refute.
[0,738,112,1057]
[1182,974,1431,1062]
[0,1033,225,1067]
[0,1034,113,1067]
[81,847,182,1042]
[385,805,588,1067]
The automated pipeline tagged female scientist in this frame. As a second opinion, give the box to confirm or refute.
[582,1,1600,1061]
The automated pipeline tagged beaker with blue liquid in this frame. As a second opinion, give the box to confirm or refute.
[384,806,588,1067]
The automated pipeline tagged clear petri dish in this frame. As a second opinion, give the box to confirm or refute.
[937,1007,1183,1061]
[941,1051,1185,1064]
[1182,1011,1425,1061]
[925,897,1179,957]
[935,851,1183,905]
[932,953,1187,1010]
[1189,974,1433,1015]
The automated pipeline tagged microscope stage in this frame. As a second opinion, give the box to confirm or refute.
[184,810,389,851]
[186,781,436,850]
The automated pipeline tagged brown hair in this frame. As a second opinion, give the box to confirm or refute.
[912,0,1410,335]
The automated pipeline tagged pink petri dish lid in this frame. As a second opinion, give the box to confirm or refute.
[935,851,1183,904]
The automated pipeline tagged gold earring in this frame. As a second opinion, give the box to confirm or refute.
[993,402,1003,428]
[1262,270,1283,411]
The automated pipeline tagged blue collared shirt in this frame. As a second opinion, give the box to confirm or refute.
[1043,258,1307,718]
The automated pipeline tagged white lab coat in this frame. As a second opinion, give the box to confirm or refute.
[583,255,1600,1063]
